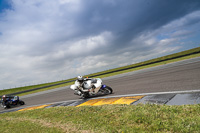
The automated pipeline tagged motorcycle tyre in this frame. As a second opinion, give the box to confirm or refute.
[81,93,89,99]
[19,101,25,105]
[104,86,113,94]
[5,105,10,109]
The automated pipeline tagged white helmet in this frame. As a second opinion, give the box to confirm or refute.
[77,76,83,82]
[2,95,6,100]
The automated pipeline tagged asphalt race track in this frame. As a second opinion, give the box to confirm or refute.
[1,57,200,111]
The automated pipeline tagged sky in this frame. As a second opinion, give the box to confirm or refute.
[0,0,200,90]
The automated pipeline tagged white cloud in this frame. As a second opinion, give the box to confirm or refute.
[158,38,179,46]
[162,10,200,31]
[68,32,113,55]
[171,30,193,37]
[0,0,200,89]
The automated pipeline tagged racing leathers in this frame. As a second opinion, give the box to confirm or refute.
[71,77,102,96]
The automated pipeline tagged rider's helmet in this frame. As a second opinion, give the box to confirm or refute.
[77,76,84,82]
[2,95,6,101]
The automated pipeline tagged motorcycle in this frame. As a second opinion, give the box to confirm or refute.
[0,95,25,109]
[70,78,113,98]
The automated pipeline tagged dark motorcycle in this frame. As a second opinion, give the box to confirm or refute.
[0,95,25,109]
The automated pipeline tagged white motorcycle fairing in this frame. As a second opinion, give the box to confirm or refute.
[70,78,113,98]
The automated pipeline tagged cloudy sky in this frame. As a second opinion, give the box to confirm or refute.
[0,0,200,90]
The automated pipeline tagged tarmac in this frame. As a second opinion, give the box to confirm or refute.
[1,57,200,113]
[1,90,200,114]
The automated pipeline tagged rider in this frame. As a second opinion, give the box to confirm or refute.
[1,95,20,106]
[12,96,19,105]
[76,76,85,88]
[72,76,97,96]
[1,95,9,106]
[72,76,85,96]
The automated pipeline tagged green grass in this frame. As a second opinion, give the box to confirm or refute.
[85,47,200,78]
[0,79,76,96]
[1,47,200,96]
[0,104,199,133]
[94,52,200,79]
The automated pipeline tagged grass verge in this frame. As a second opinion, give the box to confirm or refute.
[0,104,199,133]
[0,47,200,96]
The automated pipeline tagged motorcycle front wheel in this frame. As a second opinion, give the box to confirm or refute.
[4,104,10,109]
[103,86,113,94]
[19,101,25,105]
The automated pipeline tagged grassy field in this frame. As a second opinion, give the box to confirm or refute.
[0,47,200,96]
[0,80,75,96]
[0,104,199,133]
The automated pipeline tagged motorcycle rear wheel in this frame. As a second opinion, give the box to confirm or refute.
[4,105,10,109]
[81,93,89,99]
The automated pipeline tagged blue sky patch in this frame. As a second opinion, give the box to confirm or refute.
[0,0,12,13]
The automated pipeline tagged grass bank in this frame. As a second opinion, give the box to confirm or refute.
[0,79,75,96]
[0,47,200,96]
[0,104,199,133]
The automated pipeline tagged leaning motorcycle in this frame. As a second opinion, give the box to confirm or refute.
[0,95,25,109]
[70,78,113,98]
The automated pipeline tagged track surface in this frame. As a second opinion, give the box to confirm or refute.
[1,57,200,111]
